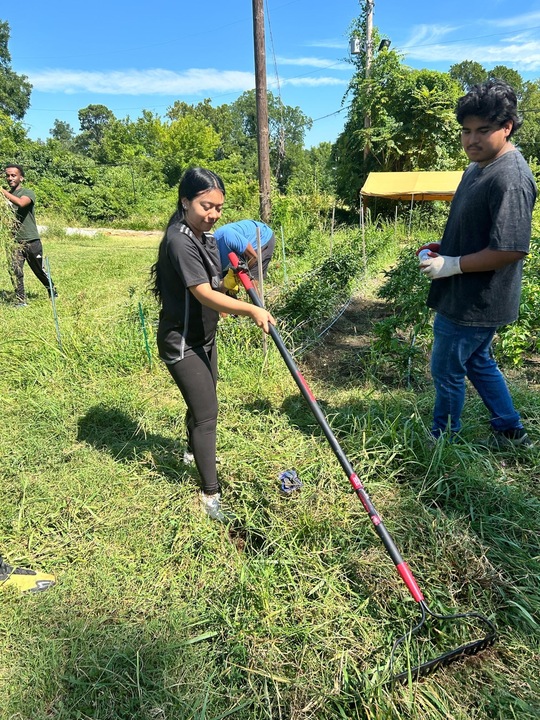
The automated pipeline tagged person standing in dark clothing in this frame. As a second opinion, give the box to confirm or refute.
[151,167,275,522]
[2,164,57,306]
[418,80,536,448]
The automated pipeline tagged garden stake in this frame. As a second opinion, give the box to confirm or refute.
[137,302,153,369]
[229,251,497,684]
[45,256,63,352]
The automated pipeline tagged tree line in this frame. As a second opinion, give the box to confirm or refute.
[2,17,540,225]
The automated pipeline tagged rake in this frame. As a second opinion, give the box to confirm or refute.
[228,252,496,684]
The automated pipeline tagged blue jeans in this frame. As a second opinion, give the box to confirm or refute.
[431,314,522,437]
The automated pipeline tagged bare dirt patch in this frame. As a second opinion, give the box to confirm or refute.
[302,293,393,384]
[301,291,540,390]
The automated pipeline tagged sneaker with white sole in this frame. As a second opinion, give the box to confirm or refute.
[183,451,195,465]
[200,492,236,523]
[483,428,534,450]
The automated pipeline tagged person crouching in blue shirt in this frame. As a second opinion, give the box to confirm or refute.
[214,220,276,287]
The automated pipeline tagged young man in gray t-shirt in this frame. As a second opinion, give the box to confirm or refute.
[417,80,536,448]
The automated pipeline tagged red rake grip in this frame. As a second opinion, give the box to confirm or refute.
[228,252,254,291]
[397,563,425,603]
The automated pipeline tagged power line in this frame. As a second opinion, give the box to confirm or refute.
[311,105,351,123]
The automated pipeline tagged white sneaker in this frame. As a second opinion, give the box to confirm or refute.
[183,451,221,465]
[200,492,235,523]
[183,451,195,465]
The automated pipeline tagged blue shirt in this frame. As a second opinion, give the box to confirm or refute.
[213,220,274,272]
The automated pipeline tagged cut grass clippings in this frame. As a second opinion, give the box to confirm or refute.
[0,227,539,719]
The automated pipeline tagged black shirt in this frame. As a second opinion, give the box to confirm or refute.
[427,150,536,327]
[156,218,222,363]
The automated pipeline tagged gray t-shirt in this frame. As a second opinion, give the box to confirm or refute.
[427,149,536,326]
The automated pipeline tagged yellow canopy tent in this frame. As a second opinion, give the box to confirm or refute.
[359,170,464,241]
[357,171,464,267]
[360,170,463,202]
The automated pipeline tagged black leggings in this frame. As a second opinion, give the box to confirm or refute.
[11,240,54,302]
[167,345,219,495]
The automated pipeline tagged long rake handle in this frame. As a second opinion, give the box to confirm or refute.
[229,253,424,604]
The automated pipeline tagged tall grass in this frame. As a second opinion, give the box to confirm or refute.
[0,196,16,294]
[0,223,538,719]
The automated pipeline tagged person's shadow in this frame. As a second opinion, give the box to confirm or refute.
[0,288,40,304]
[77,405,191,484]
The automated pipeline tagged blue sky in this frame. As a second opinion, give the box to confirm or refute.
[5,0,540,148]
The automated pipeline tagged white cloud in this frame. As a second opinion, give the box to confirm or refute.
[306,39,347,50]
[276,56,349,70]
[28,66,350,96]
[281,77,348,87]
[402,24,459,48]
[403,38,540,70]
[488,11,540,28]
[399,20,540,72]
[28,68,256,95]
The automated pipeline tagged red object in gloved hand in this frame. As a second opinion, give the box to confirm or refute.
[416,242,441,257]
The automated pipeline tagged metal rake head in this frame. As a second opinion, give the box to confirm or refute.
[388,600,497,685]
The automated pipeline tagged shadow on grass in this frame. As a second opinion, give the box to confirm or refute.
[77,404,190,484]
[6,607,256,720]
[277,390,413,449]
[0,288,42,304]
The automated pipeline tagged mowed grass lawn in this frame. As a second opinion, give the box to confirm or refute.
[0,229,539,719]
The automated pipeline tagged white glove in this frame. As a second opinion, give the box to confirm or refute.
[420,255,462,279]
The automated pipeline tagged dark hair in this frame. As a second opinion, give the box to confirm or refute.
[4,163,24,175]
[150,167,226,301]
[456,79,522,137]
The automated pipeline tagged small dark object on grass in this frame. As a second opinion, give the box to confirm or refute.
[279,469,302,496]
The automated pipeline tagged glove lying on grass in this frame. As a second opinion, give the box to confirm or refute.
[223,268,240,297]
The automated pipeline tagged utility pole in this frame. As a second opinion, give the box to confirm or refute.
[252,0,272,222]
[363,0,374,161]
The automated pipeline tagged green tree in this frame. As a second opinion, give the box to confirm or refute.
[50,119,75,148]
[396,70,463,169]
[166,98,235,159]
[0,110,29,160]
[334,31,463,207]
[228,90,312,190]
[450,61,524,96]
[516,79,540,162]
[157,115,222,186]
[97,117,145,165]
[449,61,487,91]
[288,142,335,196]
[0,20,32,120]
[488,66,523,96]
[75,104,116,157]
